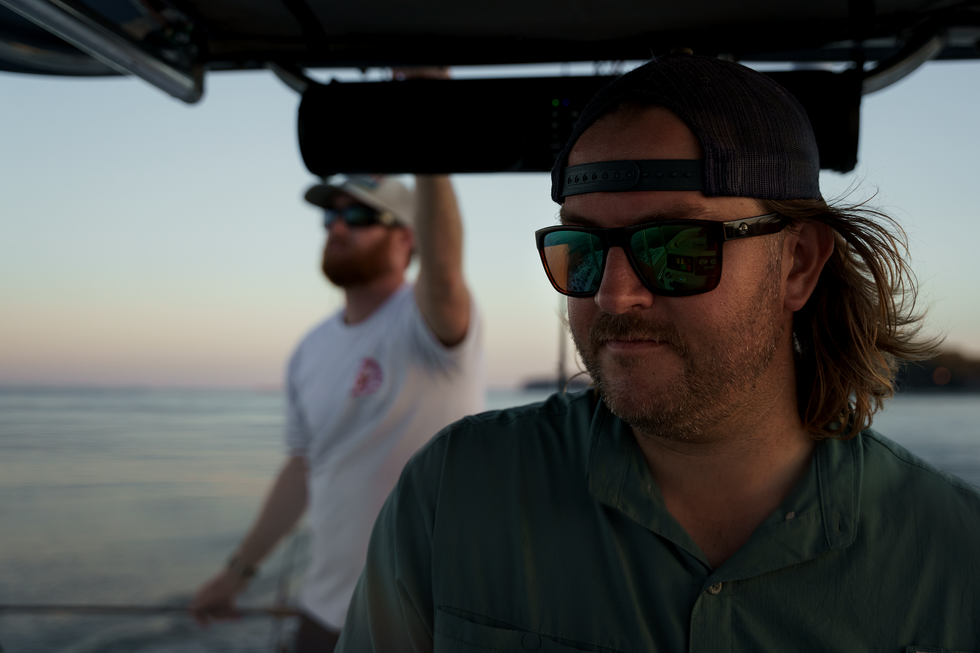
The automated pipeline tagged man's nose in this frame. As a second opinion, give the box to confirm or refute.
[327,217,349,237]
[594,246,655,314]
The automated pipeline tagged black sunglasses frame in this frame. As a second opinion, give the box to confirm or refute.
[323,205,399,229]
[534,213,787,298]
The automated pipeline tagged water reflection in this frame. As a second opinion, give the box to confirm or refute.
[0,387,976,651]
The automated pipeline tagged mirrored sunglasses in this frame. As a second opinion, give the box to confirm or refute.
[323,205,398,229]
[534,213,786,298]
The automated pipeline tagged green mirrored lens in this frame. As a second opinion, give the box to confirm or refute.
[324,206,380,228]
[631,225,719,292]
[344,206,378,226]
[542,231,605,294]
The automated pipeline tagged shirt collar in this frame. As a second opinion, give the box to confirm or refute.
[587,398,861,576]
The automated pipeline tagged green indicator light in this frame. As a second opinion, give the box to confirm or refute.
[552,99,559,106]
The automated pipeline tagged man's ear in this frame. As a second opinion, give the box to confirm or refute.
[398,227,416,266]
[402,227,415,252]
[783,221,834,312]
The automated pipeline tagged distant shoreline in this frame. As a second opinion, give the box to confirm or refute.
[4,349,980,395]
[522,351,980,395]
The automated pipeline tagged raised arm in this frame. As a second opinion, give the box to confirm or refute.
[190,455,308,624]
[413,175,471,347]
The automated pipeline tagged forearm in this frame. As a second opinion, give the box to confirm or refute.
[234,455,309,568]
[414,175,470,346]
[415,175,464,284]
[191,456,307,622]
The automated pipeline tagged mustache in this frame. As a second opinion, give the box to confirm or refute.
[587,312,686,352]
[326,233,350,247]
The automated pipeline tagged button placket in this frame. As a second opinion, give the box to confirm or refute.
[689,579,732,653]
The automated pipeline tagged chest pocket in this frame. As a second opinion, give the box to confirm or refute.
[434,608,620,653]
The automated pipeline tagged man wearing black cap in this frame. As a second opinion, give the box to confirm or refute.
[337,54,980,651]
[191,174,484,651]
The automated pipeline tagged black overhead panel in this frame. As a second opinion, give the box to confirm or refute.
[769,70,863,173]
[297,70,862,175]
[299,76,613,175]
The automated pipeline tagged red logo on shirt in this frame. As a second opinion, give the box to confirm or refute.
[351,357,383,397]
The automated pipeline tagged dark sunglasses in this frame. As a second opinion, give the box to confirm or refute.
[535,213,787,297]
[323,205,399,229]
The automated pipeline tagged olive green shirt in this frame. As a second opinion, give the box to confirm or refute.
[337,391,980,653]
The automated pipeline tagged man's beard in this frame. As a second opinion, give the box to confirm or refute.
[321,232,396,288]
[571,255,784,442]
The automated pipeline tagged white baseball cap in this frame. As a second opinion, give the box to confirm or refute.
[304,175,416,229]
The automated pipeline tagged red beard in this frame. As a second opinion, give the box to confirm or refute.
[321,230,397,288]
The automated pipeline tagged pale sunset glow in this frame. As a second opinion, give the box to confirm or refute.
[2,63,980,388]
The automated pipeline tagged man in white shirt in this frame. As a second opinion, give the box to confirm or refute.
[190,173,484,651]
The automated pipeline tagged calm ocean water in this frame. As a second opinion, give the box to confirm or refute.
[0,386,978,652]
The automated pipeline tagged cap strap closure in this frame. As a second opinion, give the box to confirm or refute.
[560,160,703,197]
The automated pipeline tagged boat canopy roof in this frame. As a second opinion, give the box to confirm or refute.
[3,0,979,77]
[2,0,978,173]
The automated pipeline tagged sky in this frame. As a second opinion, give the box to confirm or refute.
[2,60,980,389]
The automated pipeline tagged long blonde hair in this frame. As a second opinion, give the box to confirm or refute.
[760,198,943,439]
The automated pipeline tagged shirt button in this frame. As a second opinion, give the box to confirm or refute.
[708,582,723,595]
[522,633,541,651]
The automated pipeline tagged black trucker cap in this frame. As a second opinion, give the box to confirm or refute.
[551,53,822,204]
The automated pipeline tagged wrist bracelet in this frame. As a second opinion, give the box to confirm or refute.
[227,554,258,579]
